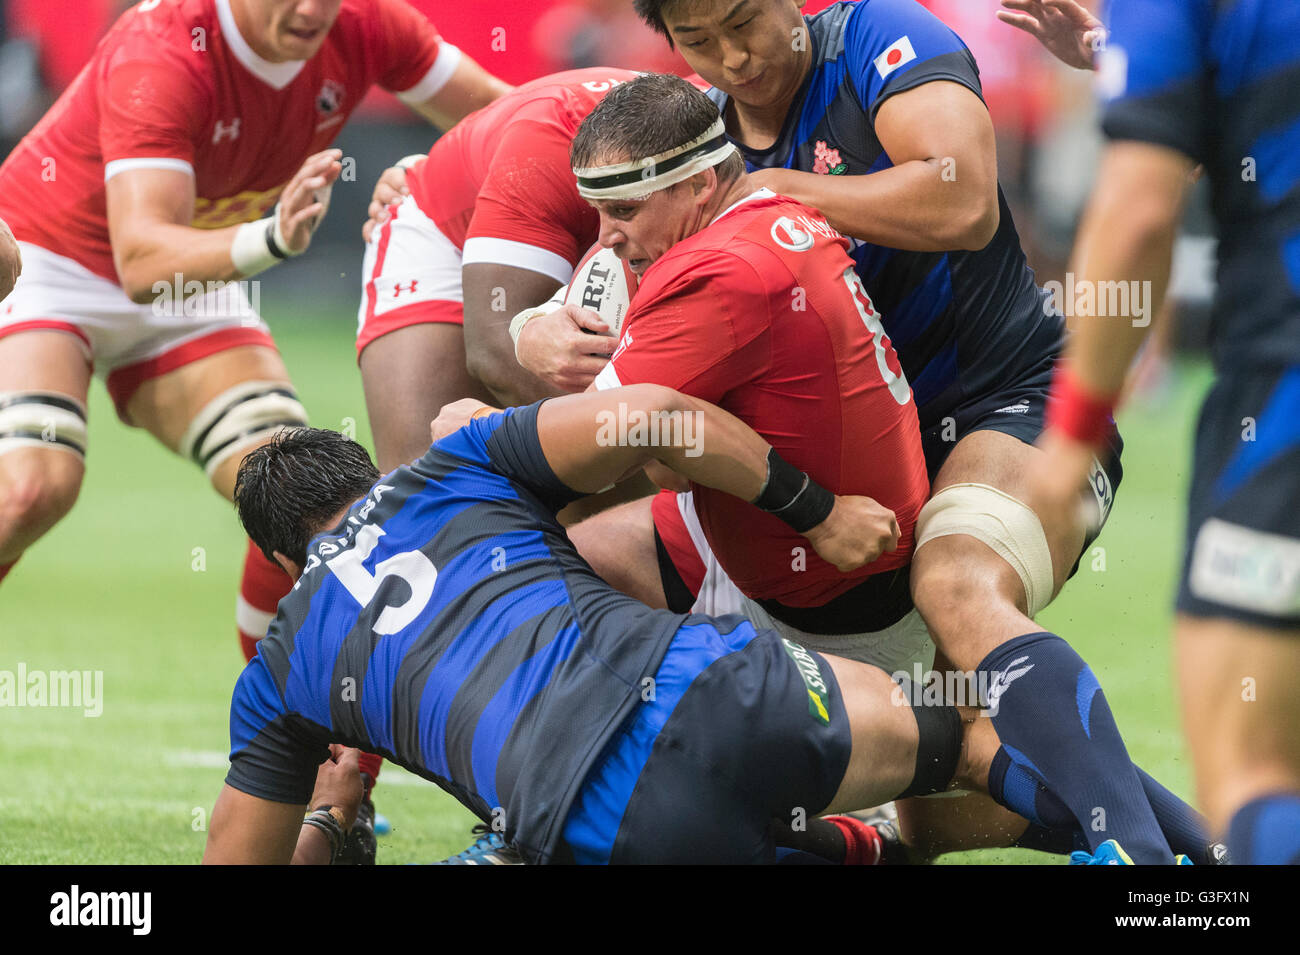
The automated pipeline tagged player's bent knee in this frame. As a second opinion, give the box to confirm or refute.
[180,380,308,483]
[914,482,1054,618]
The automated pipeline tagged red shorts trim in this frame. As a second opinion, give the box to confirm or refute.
[0,319,93,351]
[651,488,705,597]
[105,326,277,423]
[355,298,465,360]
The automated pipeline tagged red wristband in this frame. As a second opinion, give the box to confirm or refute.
[1046,367,1118,446]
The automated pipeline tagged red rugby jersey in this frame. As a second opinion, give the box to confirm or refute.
[0,0,453,283]
[406,68,639,284]
[594,190,931,607]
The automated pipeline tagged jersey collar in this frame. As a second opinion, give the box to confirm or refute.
[710,186,777,225]
[216,0,308,91]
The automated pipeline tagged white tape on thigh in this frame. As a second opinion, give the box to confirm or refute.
[915,482,1055,617]
[0,392,88,459]
[179,380,307,478]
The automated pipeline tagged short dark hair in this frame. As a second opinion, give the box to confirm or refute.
[634,0,676,43]
[234,428,380,568]
[570,73,744,184]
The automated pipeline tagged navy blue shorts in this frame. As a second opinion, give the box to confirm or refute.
[561,616,852,864]
[920,352,1125,562]
[1177,365,1300,629]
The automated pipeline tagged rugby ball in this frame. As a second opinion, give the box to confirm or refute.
[562,244,639,336]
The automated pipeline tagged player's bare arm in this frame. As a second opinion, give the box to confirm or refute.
[435,386,901,571]
[106,149,342,303]
[462,263,573,405]
[405,52,512,130]
[205,740,365,865]
[1029,141,1196,527]
[749,81,1000,252]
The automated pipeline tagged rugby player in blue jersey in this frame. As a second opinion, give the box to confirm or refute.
[204,385,1006,864]
[505,0,1187,863]
[1032,0,1300,865]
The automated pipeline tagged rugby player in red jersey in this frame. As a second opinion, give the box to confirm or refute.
[0,0,508,858]
[355,68,641,473]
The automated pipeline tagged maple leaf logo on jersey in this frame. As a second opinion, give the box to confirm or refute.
[812,141,846,176]
[317,79,345,116]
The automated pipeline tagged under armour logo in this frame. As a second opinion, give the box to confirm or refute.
[212,118,241,144]
[393,280,419,297]
[985,655,1035,716]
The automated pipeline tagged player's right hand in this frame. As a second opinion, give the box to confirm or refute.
[804,495,900,572]
[278,148,343,254]
[516,304,617,393]
[997,0,1105,71]
[308,745,364,831]
[363,165,410,243]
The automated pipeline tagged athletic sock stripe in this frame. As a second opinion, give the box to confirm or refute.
[236,594,276,639]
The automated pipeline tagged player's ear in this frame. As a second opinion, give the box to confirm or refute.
[272,551,303,581]
[689,167,716,202]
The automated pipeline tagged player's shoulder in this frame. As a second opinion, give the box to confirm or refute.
[103,0,216,62]
[835,0,966,64]
[509,68,641,130]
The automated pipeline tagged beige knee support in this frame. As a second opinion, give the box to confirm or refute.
[915,482,1055,617]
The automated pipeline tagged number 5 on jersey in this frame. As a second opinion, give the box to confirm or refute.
[327,523,437,635]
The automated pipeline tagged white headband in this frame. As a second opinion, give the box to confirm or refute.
[574,117,738,200]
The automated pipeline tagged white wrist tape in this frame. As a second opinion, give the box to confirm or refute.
[230,204,299,277]
[509,286,568,361]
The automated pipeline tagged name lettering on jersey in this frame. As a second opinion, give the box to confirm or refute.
[212,118,242,144]
[581,77,630,94]
[875,36,917,81]
[292,484,394,590]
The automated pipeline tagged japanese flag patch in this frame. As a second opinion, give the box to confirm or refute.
[874,36,917,81]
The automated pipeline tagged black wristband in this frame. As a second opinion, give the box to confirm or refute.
[264,213,289,260]
[753,447,834,533]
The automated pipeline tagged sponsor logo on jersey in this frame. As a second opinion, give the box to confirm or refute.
[874,36,917,81]
[610,328,633,363]
[781,638,831,725]
[212,118,241,144]
[771,217,815,252]
[192,187,281,229]
[994,400,1031,415]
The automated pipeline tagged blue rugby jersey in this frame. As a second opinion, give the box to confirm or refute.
[706,0,1061,430]
[1100,0,1300,368]
[224,402,685,865]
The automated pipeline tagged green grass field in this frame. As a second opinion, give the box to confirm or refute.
[0,308,1212,864]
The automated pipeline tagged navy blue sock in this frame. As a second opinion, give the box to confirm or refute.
[1227,792,1300,864]
[990,748,1210,859]
[980,632,1172,863]
[1133,766,1213,861]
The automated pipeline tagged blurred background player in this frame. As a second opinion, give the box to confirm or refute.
[1031,0,1300,864]
[0,0,507,852]
[355,68,639,474]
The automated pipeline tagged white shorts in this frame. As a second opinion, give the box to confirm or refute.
[0,242,275,420]
[667,490,936,675]
[355,192,464,357]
